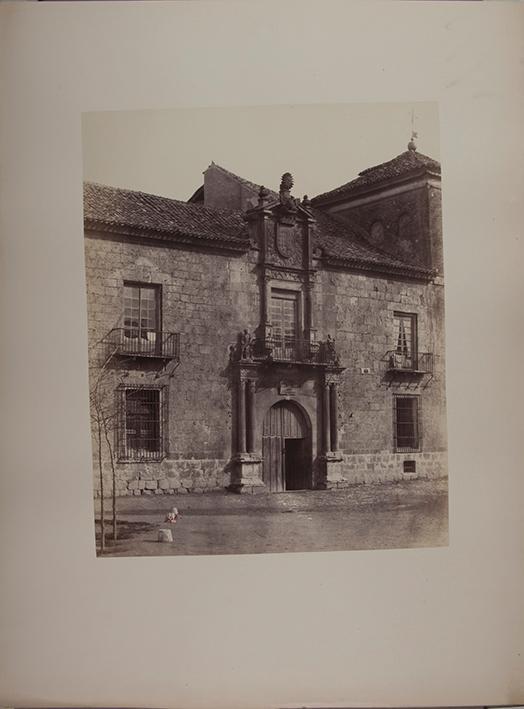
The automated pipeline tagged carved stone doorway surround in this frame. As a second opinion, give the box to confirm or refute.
[229,360,345,494]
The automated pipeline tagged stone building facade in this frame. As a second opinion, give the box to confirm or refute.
[84,142,446,497]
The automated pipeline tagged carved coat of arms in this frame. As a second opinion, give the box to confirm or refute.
[275,224,294,259]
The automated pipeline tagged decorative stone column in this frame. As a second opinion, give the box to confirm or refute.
[304,280,317,347]
[238,378,247,455]
[329,382,338,452]
[322,381,331,454]
[230,368,264,494]
[246,379,256,454]
[319,372,346,490]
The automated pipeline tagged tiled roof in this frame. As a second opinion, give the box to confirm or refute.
[84,182,249,248]
[84,177,433,278]
[310,208,431,276]
[312,149,441,204]
[204,165,432,276]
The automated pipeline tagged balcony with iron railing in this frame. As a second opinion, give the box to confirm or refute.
[386,350,434,374]
[251,336,340,366]
[103,328,180,360]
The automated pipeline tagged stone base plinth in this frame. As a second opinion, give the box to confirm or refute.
[228,454,265,494]
[316,452,347,490]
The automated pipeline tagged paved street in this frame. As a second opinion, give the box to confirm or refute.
[95,478,448,556]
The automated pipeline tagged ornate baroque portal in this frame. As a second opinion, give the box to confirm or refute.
[228,174,346,493]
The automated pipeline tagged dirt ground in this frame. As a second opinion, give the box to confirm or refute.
[95,478,448,557]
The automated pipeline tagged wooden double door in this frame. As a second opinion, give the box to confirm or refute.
[262,401,311,492]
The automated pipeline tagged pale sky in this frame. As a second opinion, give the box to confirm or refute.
[82,102,440,202]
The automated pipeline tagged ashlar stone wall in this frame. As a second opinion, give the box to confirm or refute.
[86,231,447,497]
[86,233,260,497]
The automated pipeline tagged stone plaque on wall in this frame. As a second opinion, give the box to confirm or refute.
[278,382,296,396]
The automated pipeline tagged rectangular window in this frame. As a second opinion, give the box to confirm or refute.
[117,387,165,461]
[392,312,417,369]
[270,289,299,359]
[394,396,420,451]
[123,283,160,352]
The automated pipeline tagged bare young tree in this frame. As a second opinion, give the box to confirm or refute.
[89,335,123,554]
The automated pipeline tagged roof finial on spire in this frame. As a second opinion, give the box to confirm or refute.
[408,108,418,151]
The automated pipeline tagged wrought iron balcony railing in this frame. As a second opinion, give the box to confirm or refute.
[386,350,433,374]
[103,328,180,360]
[253,337,340,365]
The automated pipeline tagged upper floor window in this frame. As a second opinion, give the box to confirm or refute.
[392,312,417,370]
[270,289,300,360]
[123,283,160,350]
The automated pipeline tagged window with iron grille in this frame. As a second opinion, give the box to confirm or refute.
[393,395,420,452]
[392,312,418,370]
[117,386,167,461]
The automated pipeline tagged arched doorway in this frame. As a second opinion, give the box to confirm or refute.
[262,401,312,492]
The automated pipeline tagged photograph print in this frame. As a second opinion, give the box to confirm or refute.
[83,103,448,557]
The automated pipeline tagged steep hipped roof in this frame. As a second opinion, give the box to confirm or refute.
[84,181,249,249]
[312,149,441,204]
[84,176,433,279]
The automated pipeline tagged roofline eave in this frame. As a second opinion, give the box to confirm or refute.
[323,254,436,281]
[84,219,250,253]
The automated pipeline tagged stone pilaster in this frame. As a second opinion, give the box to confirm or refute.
[318,371,346,490]
[230,368,264,494]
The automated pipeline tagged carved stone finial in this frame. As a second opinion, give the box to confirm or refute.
[408,130,418,152]
[280,172,294,192]
[279,172,298,213]
[258,185,270,207]
[302,194,311,207]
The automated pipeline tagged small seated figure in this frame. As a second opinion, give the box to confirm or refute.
[165,507,179,524]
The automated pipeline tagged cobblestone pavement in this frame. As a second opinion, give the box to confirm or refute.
[95,478,448,556]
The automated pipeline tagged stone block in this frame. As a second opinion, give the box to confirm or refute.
[158,529,173,543]
[145,480,158,490]
[159,478,171,490]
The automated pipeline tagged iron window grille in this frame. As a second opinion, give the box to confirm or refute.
[116,385,167,462]
[393,395,421,452]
